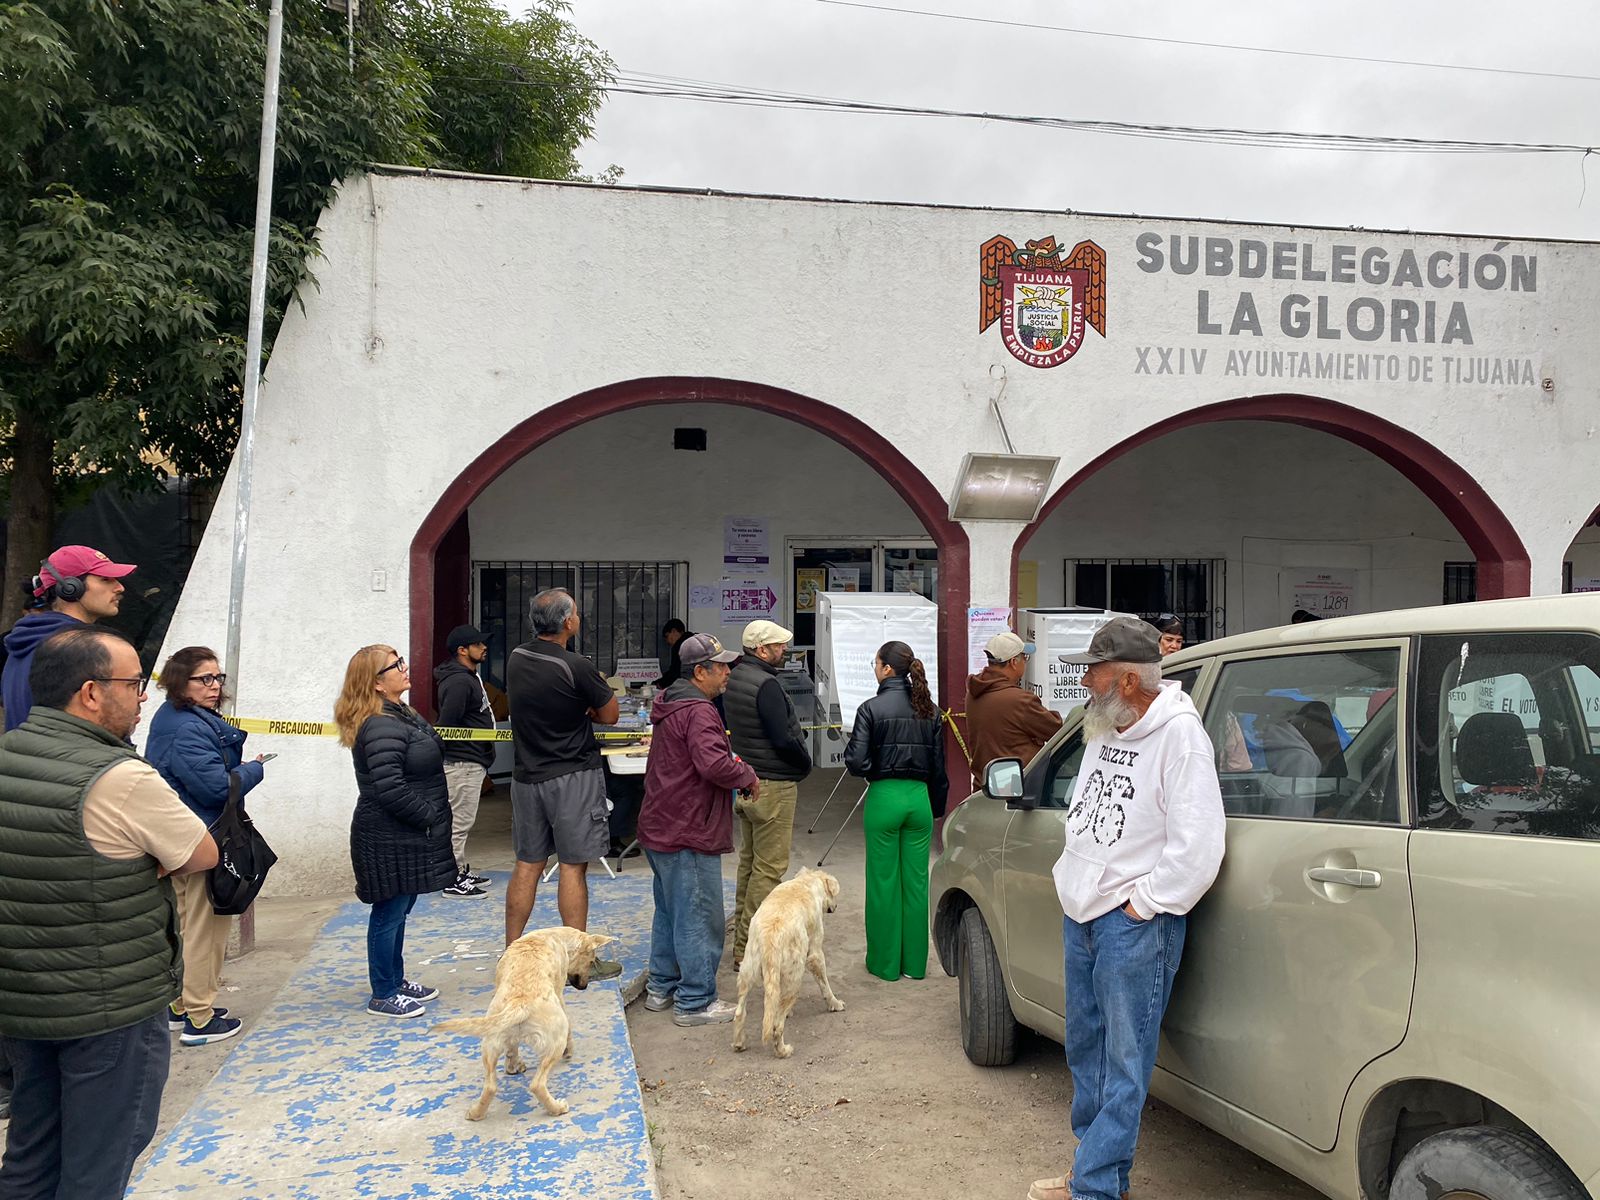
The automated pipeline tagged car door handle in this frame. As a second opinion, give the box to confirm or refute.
[1307,867,1382,889]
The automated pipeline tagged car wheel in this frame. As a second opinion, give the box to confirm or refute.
[957,906,1018,1067]
[1389,1127,1585,1200]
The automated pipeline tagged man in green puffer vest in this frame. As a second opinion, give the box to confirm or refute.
[0,626,219,1199]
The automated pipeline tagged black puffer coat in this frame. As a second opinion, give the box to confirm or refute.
[349,701,458,904]
[844,675,949,816]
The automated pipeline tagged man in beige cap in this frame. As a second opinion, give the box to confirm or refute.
[965,630,1063,793]
[723,619,812,966]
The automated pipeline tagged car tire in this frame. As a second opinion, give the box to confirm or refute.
[957,906,1018,1067]
[1389,1126,1585,1200]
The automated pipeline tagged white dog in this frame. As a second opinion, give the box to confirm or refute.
[733,868,846,1058]
[433,926,616,1120]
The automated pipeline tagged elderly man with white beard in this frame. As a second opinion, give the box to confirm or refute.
[1028,616,1225,1200]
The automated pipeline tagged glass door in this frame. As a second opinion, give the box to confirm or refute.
[787,538,939,654]
[789,543,875,651]
[881,542,940,603]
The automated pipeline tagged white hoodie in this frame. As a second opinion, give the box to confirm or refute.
[1051,681,1225,923]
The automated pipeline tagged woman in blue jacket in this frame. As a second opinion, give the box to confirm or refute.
[146,645,267,1047]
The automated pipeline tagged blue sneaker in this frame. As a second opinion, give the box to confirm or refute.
[179,1014,242,1046]
[170,1002,229,1031]
[366,994,426,1019]
[397,979,439,1002]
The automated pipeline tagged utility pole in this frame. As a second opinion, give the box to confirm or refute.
[223,0,283,710]
[223,0,283,957]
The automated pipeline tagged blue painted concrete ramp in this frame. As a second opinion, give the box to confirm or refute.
[129,870,697,1200]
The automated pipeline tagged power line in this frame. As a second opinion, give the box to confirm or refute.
[430,71,1597,157]
[809,0,1600,84]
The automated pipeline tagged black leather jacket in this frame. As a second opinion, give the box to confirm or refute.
[844,676,949,816]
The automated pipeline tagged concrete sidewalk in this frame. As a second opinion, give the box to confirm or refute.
[129,868,728,1200]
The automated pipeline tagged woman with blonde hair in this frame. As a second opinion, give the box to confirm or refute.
[844,640,948,981]
[334,645,456,1018]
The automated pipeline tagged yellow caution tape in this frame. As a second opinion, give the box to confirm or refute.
[219,711,970,747]
[223,717,343,737]
[941,708,973,766]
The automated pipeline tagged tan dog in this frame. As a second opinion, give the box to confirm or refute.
[733,867,845,1058]
[433,926,617,1120]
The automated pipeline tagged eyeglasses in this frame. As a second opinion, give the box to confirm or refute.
[377,657,408,677]
[193,673,227,688]
[93,676,149,693]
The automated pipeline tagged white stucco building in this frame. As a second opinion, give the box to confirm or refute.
[162,168,1600,892]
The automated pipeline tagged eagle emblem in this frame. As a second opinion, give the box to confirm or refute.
[980,235,1107,368]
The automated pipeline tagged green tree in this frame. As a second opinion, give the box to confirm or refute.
[0,0,614,628]
[384,0,616,182]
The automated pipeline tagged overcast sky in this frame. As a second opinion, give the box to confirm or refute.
[548,0,1599,240]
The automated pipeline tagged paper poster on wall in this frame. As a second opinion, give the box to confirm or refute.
[1287,569,1356,620]
[723,516,770,567]
[795,568,825,613]
[827,566,860,592]
[967,606,1015,674]
[689,584,718,609]
[719,576,780,623]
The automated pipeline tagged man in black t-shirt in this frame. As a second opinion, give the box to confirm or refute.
[505,588,622,979]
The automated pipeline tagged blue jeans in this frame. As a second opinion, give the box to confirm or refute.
[0,1010,170,1200]
[644,848,725,1013]
[367,893,419,1000]
[1062,909,1187,1200]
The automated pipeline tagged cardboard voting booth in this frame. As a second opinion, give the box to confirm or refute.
[814,592,940,764]
[1019,607,1134,718]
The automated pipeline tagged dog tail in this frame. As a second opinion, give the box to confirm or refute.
[432,1015,497,1036]
[432,1009,522,1038]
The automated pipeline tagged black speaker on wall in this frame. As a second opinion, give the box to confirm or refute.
[674,427,707,451]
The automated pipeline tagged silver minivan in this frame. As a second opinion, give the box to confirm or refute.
[931,595,1600,1200]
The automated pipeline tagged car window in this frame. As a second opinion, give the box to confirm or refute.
[1414,633,1600,840]
[1167,667,1201,694]
[1042,731,1087,810]
[1202,648,1402,824]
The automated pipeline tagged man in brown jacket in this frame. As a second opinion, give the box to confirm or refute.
[966,631,1063,792]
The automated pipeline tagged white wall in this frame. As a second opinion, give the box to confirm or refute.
[467,402,926,646]
[1020,420,1469,632]
[156,172,1600,893]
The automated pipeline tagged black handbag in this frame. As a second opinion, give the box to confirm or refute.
[206,774,278,916]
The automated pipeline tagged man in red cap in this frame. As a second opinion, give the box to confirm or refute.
[2,545,136,732]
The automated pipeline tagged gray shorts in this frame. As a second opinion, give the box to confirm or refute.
[511,769,611,865]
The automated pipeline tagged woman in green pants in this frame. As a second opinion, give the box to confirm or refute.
[844,640,949,981]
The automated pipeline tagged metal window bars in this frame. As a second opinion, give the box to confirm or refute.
[473,560,687,691]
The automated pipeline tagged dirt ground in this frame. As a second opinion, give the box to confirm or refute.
[626,772,1320,1200]
[123,773,1317,1198]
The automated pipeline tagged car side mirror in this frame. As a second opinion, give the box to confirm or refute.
[985,758,1028,808]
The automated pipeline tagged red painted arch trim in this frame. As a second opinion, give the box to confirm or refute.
[1013,393,1530,606]
[409,377,970,721]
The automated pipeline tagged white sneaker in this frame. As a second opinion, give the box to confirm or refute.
[672,999,737,1027]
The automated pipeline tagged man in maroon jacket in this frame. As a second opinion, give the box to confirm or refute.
[637,634,756,1026]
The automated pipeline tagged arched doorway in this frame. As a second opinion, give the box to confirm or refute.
[1014,394,1529,628]
[409,377,970,718]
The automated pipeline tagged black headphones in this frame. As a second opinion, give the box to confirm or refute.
[40,554,87,603]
